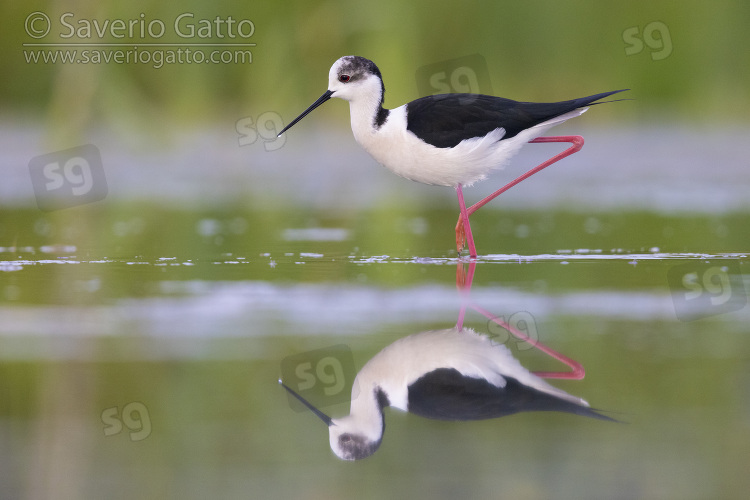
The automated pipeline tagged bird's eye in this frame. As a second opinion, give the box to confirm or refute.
[339,74,351,83]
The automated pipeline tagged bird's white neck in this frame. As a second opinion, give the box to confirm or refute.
[335,383,386,442]
[348,89,387,144]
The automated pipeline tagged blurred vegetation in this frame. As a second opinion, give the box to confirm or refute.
[2,0,750,146]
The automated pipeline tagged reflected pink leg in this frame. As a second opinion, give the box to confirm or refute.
[455,261,477,330]
[473,304,585,380]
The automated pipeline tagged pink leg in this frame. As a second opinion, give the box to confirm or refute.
[473,304,585,380]
[455,135,584,255]
[455,184,477,257]
[467,136,584,216]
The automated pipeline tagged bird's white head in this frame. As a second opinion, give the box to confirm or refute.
[328,413,383,461]
[277,56,385,137]
[280,379,385,461]
[325,56,385,103]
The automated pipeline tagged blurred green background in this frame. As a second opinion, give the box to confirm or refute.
[3,0,750,145]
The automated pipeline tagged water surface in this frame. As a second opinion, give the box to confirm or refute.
[1,127,749,499]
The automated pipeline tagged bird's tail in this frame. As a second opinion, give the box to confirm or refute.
[578,89,631,107]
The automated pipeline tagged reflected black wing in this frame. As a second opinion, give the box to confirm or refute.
[407,368,615,422]
[405,90,628,148]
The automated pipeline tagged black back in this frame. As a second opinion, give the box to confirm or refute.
[407,368,616,422]
[405,90,627,148]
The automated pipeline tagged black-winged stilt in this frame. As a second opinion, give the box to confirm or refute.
[278,56,627,257]
[280,328,615,461]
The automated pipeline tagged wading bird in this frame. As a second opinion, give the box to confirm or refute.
[278,56,626,257]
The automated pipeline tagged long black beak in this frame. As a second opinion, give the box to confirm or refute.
[277,90,334,136]
[279,379,334,426]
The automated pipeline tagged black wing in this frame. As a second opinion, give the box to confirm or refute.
[407,368,616,422]
[405,90,628,148]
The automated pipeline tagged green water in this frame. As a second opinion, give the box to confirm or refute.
[1,205,748,499]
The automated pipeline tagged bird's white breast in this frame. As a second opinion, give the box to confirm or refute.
[349,103,588,187]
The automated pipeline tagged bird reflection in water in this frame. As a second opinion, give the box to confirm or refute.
[280,262,615,461]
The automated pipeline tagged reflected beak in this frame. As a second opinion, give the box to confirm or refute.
[279,379,334,427]
[277,90,334,136]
